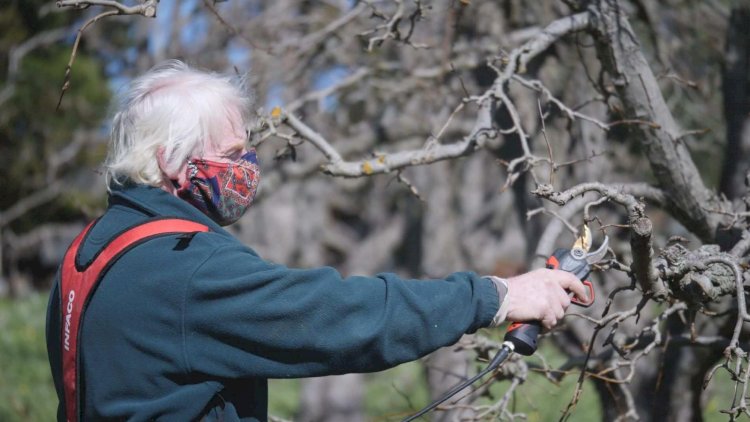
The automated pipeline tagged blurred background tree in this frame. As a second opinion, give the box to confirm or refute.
[0,0,110,297]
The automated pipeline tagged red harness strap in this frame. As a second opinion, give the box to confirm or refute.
[60,218,209,422]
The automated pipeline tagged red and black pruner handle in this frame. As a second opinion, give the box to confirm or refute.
[503,236,608,356]
[545,248,595,308]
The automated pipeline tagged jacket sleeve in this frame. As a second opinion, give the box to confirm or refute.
[183,242,499,379]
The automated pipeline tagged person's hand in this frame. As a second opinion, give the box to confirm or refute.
[503,268,588,329]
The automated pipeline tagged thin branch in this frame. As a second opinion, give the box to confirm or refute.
[279,3,368,54]
[57,0,157,15]
[56,0,159,109]
[201,0,274,55]
[262,11,593,181]
[57,9,118,110]
[277,98,493,177]
[527,207,579,235]
[533,182,667,297]
[730,230,750,257]
[285,68,371,113]
[283,112,344,164]
[1,27,69,108]
[0,180,65,228]
[362,0,428,51]
[395,171,424,201]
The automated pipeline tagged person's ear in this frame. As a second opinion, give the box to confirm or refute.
[156,146,173,178]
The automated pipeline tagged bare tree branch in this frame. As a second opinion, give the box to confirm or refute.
[268,12,592,179]
[57,0,157,16]
[201,0,274,56]
[586,0,728,241]
[56,0,159,109]
[0,180,64,228]
[0,27,69,108]
[533,182,668,297]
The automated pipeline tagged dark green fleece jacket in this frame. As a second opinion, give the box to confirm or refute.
[46,183,500,421]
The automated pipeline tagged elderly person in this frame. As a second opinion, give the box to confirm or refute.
[46,61,586,421]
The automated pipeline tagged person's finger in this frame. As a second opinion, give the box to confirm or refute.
[556,286,571,309]
[542,317,556,330]
[556,271,588,301]
[548,290,566,319]
[553,302,565,320]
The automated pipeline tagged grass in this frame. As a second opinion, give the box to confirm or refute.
[0,293,58,421]
[267,327,603,421]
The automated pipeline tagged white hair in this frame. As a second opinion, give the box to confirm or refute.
[105,60,253,188]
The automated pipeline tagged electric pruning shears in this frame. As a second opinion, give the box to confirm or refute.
[402,227,609,421]
[504,226,608,356]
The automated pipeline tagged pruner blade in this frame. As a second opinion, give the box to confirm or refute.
[573,226,592,252]
[584,235,609,264]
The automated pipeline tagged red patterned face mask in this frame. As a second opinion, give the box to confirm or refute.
[175,150,260,226]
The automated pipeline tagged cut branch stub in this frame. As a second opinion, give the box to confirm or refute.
[630,216,666,299]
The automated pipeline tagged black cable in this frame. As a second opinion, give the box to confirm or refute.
[401,342,515,422]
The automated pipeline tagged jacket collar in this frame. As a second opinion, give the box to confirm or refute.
[75,182,237,267]
[108,182,226,233]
